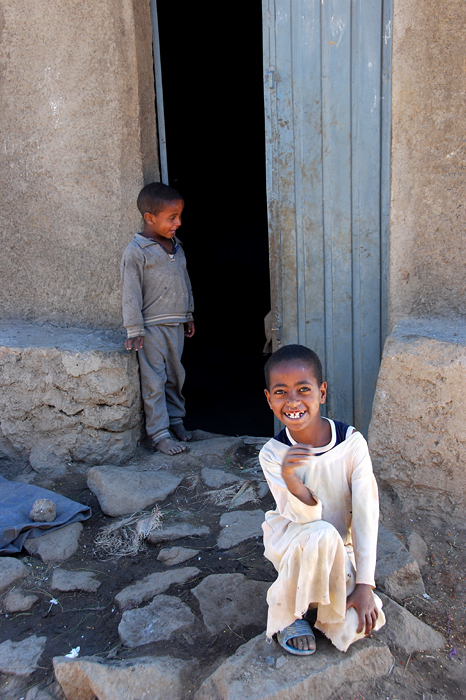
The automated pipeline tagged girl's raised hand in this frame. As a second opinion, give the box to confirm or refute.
[281,445,317,505]
[281,444,313,476]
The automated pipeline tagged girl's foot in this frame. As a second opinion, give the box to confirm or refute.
[154,437,189,455]
[288,632,316,652]
[171,424,193,442]
[277,619,316,655]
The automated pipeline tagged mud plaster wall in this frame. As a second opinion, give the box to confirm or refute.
[0,0,158,329]
[389,0,466,326]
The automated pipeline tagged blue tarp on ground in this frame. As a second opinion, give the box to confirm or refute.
[0,475,92,554]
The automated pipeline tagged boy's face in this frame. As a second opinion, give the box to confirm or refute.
[264,360,327,434]
[143,200,184,241]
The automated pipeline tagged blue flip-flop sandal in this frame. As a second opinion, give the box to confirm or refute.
[276,618,316,656]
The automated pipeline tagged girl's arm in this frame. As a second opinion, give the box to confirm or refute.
[259,441,322,524]
[349,436,380,633]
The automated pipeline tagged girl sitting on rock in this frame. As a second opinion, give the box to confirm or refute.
[259,344,386,655]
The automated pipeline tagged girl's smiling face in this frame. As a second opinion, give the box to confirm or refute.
[264,360,327,440]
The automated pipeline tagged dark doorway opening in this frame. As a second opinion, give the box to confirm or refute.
[156,1,273,437]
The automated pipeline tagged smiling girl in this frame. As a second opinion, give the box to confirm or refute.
[259,344,385,655]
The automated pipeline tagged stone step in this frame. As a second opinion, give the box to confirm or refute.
[53,655,198,700]
[194,633,393,700]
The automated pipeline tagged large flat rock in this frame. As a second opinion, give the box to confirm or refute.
[51,569,101,593]
[407,531,428,567]
[115,566,201,610]
[124,437,245,473]
[147,521,210,545]
[217,510,265,550]
[4,589,39,613]
[0,635,47,676]
[201,467,241,488]
[0,322,142,470]
[157,546,200,566]
[118,594,196,648]
[0,557,28,591]
[23,523,83,563]
[194,633,393,700]
[376,524,425,601]
[24,680,65,700]
[53,655,198,700]
[369,319,466,525]
[376,593,445,654]
[192,574,269,634]
[87,466,182,517]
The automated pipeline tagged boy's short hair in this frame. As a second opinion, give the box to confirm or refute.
[137,182,184,216]
[264,344,323,389]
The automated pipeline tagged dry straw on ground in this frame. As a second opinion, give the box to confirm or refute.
[203,479,260,508]
[93,507,163,559]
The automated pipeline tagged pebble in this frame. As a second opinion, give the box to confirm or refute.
[276,655,288,669]
[30,498,56,522]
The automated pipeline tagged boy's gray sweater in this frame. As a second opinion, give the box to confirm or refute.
[121,234,194,339]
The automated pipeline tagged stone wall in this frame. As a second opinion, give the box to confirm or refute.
[0,0,158,330]
[369,319,466,526]
[389,0,466,326]
[0,322,143,470]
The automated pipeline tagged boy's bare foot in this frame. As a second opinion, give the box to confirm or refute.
[171,424,193,442]
[154,437,189,455]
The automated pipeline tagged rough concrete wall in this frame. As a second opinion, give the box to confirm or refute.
[369,319,466,526]
[0,0,158,329]
[389,0,466,327]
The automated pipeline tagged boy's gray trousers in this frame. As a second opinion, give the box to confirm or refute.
[137,324,186,444]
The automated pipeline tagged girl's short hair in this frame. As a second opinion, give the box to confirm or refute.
[264,344,323,389]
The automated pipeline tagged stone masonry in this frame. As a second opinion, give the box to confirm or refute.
[0,321,143,468]
[369,318,466,525]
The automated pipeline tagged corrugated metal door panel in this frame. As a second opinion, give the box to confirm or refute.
[262,0,392,434]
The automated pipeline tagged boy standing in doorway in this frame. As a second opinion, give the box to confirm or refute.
[121,182,194,455]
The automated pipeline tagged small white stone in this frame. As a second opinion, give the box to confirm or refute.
[276,655,288,669]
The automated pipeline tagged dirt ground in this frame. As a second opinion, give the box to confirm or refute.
[0,439,465,700]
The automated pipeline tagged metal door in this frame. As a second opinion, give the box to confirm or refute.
[262,0,392,434]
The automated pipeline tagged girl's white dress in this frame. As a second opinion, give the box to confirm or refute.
[259,418,386,652]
